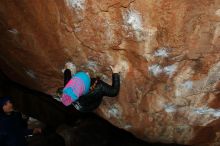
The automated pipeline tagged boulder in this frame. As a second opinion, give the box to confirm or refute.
[0,0,220,145]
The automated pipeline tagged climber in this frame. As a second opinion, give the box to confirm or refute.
[0,96,42,146]
[59,66,120,112]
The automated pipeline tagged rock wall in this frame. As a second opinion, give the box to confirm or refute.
[0,0,220,145]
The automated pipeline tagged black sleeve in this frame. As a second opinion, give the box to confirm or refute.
[64,69,72,86]
[101,73,120,97]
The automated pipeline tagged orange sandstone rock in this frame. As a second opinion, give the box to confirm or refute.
[0,0,220,145]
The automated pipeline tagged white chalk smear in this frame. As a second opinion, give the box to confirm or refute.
[154,48,169,58]
[164,104,177,113]
[124,125,132,130]
[164,64,177,77]
[65,0,85,10]
[193,107,220,117]
[8,28,18,34]
[148,64,163,76]
[86,60,98,73]
[62,62,76,75]
[181,80,193,89]
[148,64,178,77]
[26,70,36,79]
[123,9,143,31]
[108,105,122,119]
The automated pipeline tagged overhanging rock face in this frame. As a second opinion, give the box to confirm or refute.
[0,0,220,145]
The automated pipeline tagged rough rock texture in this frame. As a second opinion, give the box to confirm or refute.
[0,0,220,145]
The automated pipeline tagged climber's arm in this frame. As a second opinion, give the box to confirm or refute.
[101,73,120,97]
[64,69,72,86]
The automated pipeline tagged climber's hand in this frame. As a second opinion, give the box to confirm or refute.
[110,65,120,73]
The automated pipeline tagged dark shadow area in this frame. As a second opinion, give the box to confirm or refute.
[0,71,186,146]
